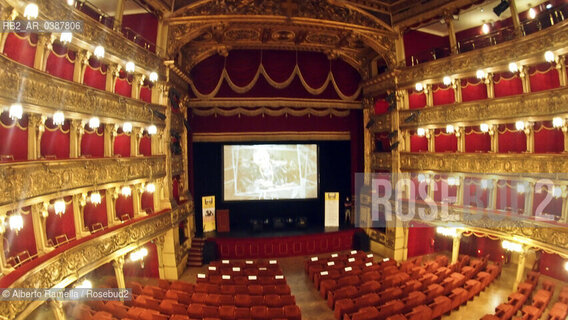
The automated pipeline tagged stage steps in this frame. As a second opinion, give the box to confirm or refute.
[187,237,206,267]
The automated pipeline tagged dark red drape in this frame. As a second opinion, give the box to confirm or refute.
[83,58,107,91]
[114,132,131,157]
[190,54,225,94]
[375,132,390,152]
[140,86,152,103]
[410,134,428,152]
[45,42,75,81]
[121,13,158,45]
[534,121,564,153]
[529,63,560,92]
[3,33,37,67]
[41,119,70,159]
[496,180,525,213]
[115,194,134,220]
[173,175,180,204]
[539,252,568,282]
[3,207,36,262]
[433,178,457,203]
[124,242,159,278]
[81,125,104,158]
[83,192,108,229]
[464,126,491,152]
[0,112,28,160]
[139,134,151,156]
[331,58,361,97]
[115,71,132,98]
[434,129,457,152]
[374,97,389,115]
[432,84,455,106]
[407,223,435,258]
[461,78,487,102]
[532,189,562,219]
[45,197,75,245]
[463,178,489,208]
[141,191,154,213]
[493,72,523,98]
[408,90,427,109]
[498,123,526,153]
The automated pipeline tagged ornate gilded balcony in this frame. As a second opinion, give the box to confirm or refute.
[398,86,568,128]
[369,113,392,132]
[372,153,392,171]
[0,201,192,320]
[172,155,185,176]
[0,55,165,126]
[0,156,166,207]
[399,152,568,175]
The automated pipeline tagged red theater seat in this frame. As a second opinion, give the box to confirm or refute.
[377,299,404,319]
[159,299,187,315]
[170,280,194,293]
[267,307,284,319]
[251,306,268,320]
[235,307,251,319]
[335,299,356,320]
[429,295,452,318]
[202,305,220,318]
[348,306,380,320]
[191,292,208,304]
[283,305,301,320]
[218,305,235,320]
[405,305,432,320]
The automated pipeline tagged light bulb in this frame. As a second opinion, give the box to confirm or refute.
[415,82,423,91]
[446,124,455,134]
[93,45,105,59]
[54,199,66,215]
[553,117,564,128]
[125,61,135,73]
[9,103,23,120]
[508,62,518,73]
[552,186,563,198]
[9,213,24,232]
[149,72,158,82]
[481,23,490,34]
[481,179,490,189]
[60,32,72,44]
[89,117,100,129]
[416,128,426,136]
[122,122,132,133]
[90,191,101,205]
[146,183,156,193]
[121,186,131,197]
[24,3,39,19]
[516,183,526,194]
[476,69,486,80]
[443,76,452,86]
[480,123,489,133]
[528,8,536,19]
[515,121,525,131]
[545,51,555,63]
[147,124,157,135]
[53,111,65,126]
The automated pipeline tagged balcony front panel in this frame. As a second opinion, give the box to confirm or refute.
[372,152,393,171]
[369,113,392,132]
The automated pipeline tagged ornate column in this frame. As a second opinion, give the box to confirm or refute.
[0,7,17,53]
[113,0,126,31]
[456,127,465,152]
[520,66,531,93]
[106,64,121,93]
[155,15,168,58]
[393,26,406,67]
[489,125,498,153]
[444,12,458,55]
[524,123,534,153]
[488,179,498,210]
[0,213,15,276]
[73,50,90,83]
[112,256,126,290]
[362,96,374,178]
[486,74,495,99]
[48,300,65,320]
[154,235,166,278]
[160,228,181,279]
[151,128,164,156]
[31,203,52,254]
[131,127,142,157]
[513,248,527,291]
[104,124,118,157]
[426,129,434,152]
[524,182,535,216]
[453,79,462,103]
[69,119,85,158]
[455,177,464,206]
[74,194,90,238]
[451,232,462,264]
[425,84,433,107]
[106,188,119,226]
[34,33,52,71]
[27,114,45,160]
[152,82,168,105]
[133,184,143,217]
[508,0,522,37]
[131,74,144,100]
[561,193,568,223]
[559,56,567,87]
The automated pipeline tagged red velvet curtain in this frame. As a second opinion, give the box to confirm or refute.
[115,71,132,98]
[408,89,427,109]
[41,118,70,159]
[532,189,562,219]
[464,126,491,152]
[496,180,525,213]
[45,42,75,81]
[534,121,564,153]
[463,178,489,208]
[140,86,152,103]
[123,242,159,278]
[0,112,28,160]
[434,129,457,152]
[493,72,523,98]
[83,57,107,91]
[139,133,151,156]
[331,58,361,97]
[498,123,526,153]
[432,84,455,106]
[190,54,225,94]
[3,33,37,67]
[115,194,134,220]
[461,78,487,102]
[173,175,180,204]
[539,252,568,282]
[114,130,131,157]
[374,97,389,115]
[433,177,457,203]
[45,197,75,245]
[410,133,428,152]
[529,63,560,92]
[83,192,108,229]
[3,207,36,262]
[375,132,390,152]
[81,125,104,157]
[141,191,154,213]
[407,223,435,258]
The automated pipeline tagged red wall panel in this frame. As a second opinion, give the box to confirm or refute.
[83,193,108,229]
[3,33,36,67]
[115,194,134,220]
[41,119,70,159]
[114,133,131,157]
[81,126,104,158]
[0,112,28,160]
[45,197,75,245]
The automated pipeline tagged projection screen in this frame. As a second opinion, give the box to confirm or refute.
[223,144,318,201]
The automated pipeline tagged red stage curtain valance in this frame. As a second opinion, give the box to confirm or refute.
[463,178,489,208]
[139,133,151,156]
[115,71,132,98]
[434,129,457,152]
[529,63,560,92]
[45,197,75,245]
[498,123,526,153]
[461,78,487,102]
[189,50,361,100]
[493,72,523,98]
[81,125,104,158]
[410,134,428,152]
[3,207,36,263]
[83,192,108,230]
[141,191,154,214]
[83,57,107,91]
[45,42,75,81]
[432,84,455,106]
[114,130,131,157]
[115,194,134,220]
[41,119,70,159]
[0,112,28,161]
[408,89,426,109]
[464,126,491,152]
[3,33,37,67]
[534,121,564,153]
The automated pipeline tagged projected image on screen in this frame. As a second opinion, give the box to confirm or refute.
[224,144,318,200]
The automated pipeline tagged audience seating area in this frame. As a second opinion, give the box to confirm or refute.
[305,252,502,320]
[481,271,568,320]
[67,259,301,320]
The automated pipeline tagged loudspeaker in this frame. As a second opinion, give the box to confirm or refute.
[202,241,218,264]
[493,0,510,17]
[353,231,370,251]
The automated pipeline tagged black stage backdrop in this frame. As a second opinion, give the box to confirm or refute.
[193,141,351,233]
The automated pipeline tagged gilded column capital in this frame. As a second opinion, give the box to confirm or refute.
[133,74,145,86]
[111,256,125,270]
[70,119,85,135]
[76,49,91,65]
[28,114,46,133]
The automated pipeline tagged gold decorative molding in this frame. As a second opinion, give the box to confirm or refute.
[187,98,361,110]
[171,112,185,133]
[363,69,397,96]
[0,55,165,127]
[0,202,192,320]
[399,87,568,128]
[369,113,392,132]
[372,153,392,171]
[193,131,351,142]
[0,156,166,207]
[172,155,184,176]
[399,152,568,175]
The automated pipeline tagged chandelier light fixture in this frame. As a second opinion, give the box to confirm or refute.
[416,128,426,137]
[54,199,66,216]
[53,111,65,126]
[480,123,489,133]
[24,3,39,19]
[446,124,455,134]
[76,279,92,289]
[447,176,460,186]
[476,69,486,80]
[544,51,556,63]
[130,247,149,268]
[552,186,563,198]
[516,183,526,194]
[9,212,24,233]
[502,240,523,253]
[481,179,490,189]
[147,124,157,135]
[122,122,132,133]
[60,32,72,44]
[149,72,158,82]
[125,61,135,73]
[481,23,490,34]
[552,117,565,128]
[436,226,458,237]
[443,76,452,86]
[93,45,105,59]
[9,103,23,121]
[90,191,102,206]
[121,186,132,197]
[67,0,75,6]
[415,82,423,92]
[515,121,525,131]
[89,117,100,129]
[146,183,156,193]
[508,62,519,73]
[564,261,568,272]
[528,8,536,19]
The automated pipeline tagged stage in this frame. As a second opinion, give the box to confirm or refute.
[206,227,362,259]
